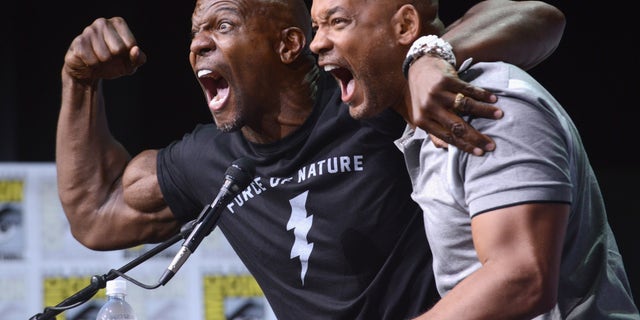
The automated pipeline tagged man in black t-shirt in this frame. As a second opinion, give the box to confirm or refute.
[55,0,564,318]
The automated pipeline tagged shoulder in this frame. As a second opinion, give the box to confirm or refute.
[462,61,546,98]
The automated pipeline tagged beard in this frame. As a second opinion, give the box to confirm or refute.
[213,103,245,132]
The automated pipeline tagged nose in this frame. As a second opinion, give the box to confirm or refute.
[190,31,216,57]
[309,28,330,55]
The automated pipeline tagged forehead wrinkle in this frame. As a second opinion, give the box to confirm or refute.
[192,0,252,26]
[313,5,351,26]
[325,6,346,17]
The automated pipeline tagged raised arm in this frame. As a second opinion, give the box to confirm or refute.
[407,1,565,155]
[57,17,180,250]
[444,0,565,70]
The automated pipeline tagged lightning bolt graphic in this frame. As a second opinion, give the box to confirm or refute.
[287,191,314,286]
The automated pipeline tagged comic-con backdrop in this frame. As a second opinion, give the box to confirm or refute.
[0,163,275,320]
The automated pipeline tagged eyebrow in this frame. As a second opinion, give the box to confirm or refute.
[316,6,345,22]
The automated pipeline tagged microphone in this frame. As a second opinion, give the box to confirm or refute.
[159,158,256,285]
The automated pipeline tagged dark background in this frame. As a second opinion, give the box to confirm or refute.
[2,0,638,307]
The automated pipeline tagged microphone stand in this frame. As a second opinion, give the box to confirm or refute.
[29,220,197,320]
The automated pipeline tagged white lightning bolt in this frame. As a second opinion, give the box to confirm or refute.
[287,191,314,285]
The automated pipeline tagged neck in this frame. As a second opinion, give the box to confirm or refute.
[241,57,319,144]
[389,84,414,128]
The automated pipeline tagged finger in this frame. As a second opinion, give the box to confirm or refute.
[429,108,496,155]
[67,35,100,68]
[101,20,133,60]
[81,18,118,63]
[416,119,454,145]
[454,95,503,120]
[428,134,449,149]
[129,46,147,70]
[437,77,502,119]
[109,17,146,70]
[421,121,486,156]
[459,83,497,104]
[453,92,467,113]
[110,17,138,48]
[449,122,496,156]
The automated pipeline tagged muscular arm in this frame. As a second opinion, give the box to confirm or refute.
[414,203,569,319]
[407,1,565,155]
[57,17,180,250]
[444,0,565,70]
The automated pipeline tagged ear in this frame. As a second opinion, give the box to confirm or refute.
[278,27,306,64]
[393,4,421,46]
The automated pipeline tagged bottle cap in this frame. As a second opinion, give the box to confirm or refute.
[105,279,127,295]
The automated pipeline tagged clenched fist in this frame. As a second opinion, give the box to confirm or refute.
[63,17,147,83]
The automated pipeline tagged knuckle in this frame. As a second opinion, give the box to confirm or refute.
[441,133,455,144]
[459,98,470,113]
[451,122,466,137]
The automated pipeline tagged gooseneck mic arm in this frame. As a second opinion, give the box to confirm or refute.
[29,228,188,320]
[29,158,256,320]
[159,158,256,285]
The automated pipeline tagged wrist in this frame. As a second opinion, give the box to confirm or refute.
[402,35,457,78]
[62,67,99,89]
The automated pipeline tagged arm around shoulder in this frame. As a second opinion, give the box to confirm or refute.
[443,0,566,70]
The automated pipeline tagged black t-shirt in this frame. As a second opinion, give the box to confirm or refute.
[157,73,437,319]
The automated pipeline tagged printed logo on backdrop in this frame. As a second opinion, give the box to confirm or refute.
[43,275,105,320]
[204,274,266,320]
[0,177,25,260]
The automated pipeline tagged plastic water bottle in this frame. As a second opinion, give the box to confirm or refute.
[95,279,138,320]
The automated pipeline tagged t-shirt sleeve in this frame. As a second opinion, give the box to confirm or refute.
[461,63,574,216]
[156,125,209,223]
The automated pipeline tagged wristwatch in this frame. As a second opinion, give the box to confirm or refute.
[402,35,457,78]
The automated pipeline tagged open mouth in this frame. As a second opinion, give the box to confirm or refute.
[324,65,355,103]
[197,69,229,111]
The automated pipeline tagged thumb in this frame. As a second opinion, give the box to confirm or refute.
[129,45,147,69]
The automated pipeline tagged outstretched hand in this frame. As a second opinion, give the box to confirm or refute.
[63,17,147,83]
[407,55,503,156]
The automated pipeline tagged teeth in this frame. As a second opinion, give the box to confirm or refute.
[197,69,212,78]
[323,65,338,72]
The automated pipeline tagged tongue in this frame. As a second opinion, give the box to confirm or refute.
[341,78,355,102]
[209,87,229,111]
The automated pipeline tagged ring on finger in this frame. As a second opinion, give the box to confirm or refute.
[453,93,466,113]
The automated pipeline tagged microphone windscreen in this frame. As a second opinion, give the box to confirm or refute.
[225,158,256,191]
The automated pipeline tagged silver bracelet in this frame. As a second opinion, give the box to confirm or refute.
[402,35,457,78]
